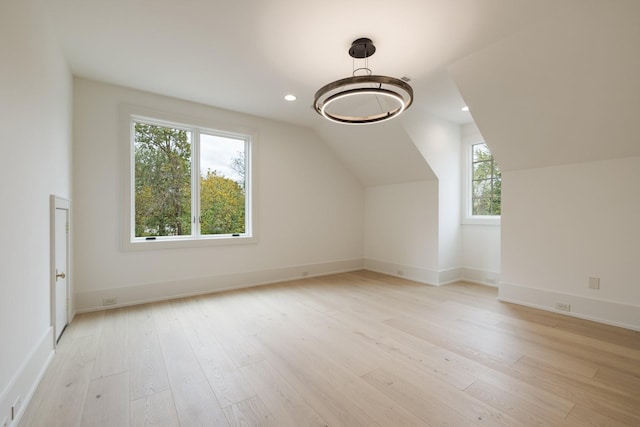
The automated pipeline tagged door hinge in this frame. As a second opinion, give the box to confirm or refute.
[66,223,70,233]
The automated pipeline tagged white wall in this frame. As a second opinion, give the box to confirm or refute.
[461,225,501,284]
[0,0,72,423]
[73,79,364,311]
[460,123,501,284]
[451,1,640,329]
[500,158,640,329]
[403,110,463,282]
[363,181,440,283]
[361,111,465,285]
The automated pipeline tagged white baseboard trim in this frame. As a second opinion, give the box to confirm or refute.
[460,268,500,287]
[0,327,54,427]
[439,268,464,285]
[499,282,640,331]
[363,258,463,286]
[75,259,364,312]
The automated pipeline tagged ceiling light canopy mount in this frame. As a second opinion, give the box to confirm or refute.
[314,38,414,125]
[348,37,376,59]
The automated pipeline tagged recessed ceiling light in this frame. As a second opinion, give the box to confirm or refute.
[461,106,470,112]
[284,94,297,101]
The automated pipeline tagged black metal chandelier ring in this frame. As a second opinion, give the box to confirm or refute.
[314,38,414,125]
[314,76,414,125]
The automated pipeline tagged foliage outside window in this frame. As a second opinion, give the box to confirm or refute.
[133,118,249,241]
[471,142,501,216]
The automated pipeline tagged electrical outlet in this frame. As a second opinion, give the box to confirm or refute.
[486,278,497,285]
[102,297,117,306]
[555,302,571,312]
[588,276,600,290]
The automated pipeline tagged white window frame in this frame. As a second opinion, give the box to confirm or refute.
[462,137,501,226]
[120,105,258,250]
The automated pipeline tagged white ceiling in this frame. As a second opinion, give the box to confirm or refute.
[451,0,640,171]
[45,0,575,129]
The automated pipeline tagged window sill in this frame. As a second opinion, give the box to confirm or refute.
[123,235,258,251]
[462,216,501,226]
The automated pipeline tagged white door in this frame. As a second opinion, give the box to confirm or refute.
[51,196,70,343]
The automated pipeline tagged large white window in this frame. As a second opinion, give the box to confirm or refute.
[462,139,501,225]
[121,106,257,249]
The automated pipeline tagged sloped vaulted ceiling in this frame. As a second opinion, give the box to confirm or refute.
[43,0,616,184]
[315,120,435,187]
[450,0,640,172]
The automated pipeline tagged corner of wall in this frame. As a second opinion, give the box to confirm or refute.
[363,259,470,287]
[363,258,439,285]
[0,328,55,427]
[461,268,500,287]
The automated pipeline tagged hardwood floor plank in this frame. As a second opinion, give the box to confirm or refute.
[255,320,428,427]
[239,361,329,427]
[130,389,180,427]
[328,307,479,390]
[92,307,129,380]
[490,317,640,377]
[384,315,524,367]
[174,297,256,408]
[128,304,170,400]
[152,302,229,426]
[567,404,637,427]
[18,272,640,427]
[593,366,640,395]
[464,378,576,426]
[458,317,601,378]
[476,367,576,419]
[252,333,383,427]
[363,367,482,427]
[514,356,640,421]
[193,295,266,367]
[256,294,385,377]
[80,372,129,427]
[223,396,275,427]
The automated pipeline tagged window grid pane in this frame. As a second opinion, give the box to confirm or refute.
[471,142,501,216]
[199,134,246,235]
[134,122,192,237]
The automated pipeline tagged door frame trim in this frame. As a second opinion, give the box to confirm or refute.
[50,195,71,347]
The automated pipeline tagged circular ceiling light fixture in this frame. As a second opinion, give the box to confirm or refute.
[314,38,413,125]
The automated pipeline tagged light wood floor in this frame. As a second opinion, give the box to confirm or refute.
[20,271,640,426]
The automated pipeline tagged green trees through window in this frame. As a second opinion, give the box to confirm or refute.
[471,142,501,216]
[133,121,247,238]
[134,123,192,236]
